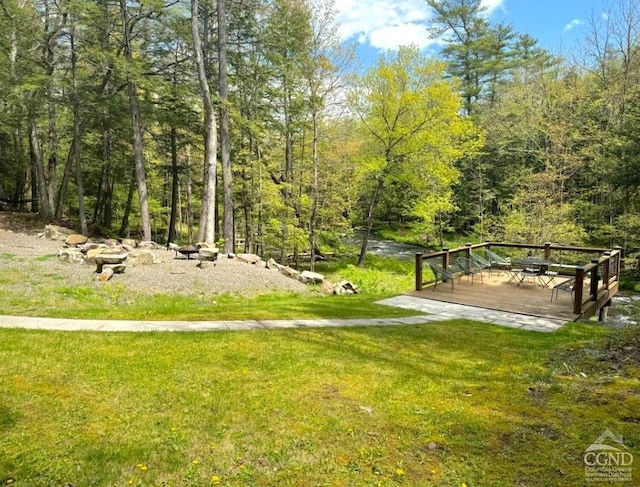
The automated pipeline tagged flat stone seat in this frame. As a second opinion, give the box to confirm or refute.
[95,253,128,272]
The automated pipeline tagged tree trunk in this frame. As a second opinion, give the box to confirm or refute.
[185,144,194,243]
[309,111,319,272]
[98,267,114,281]
[43,0,57,214]
[119,169,136,237]
[28,118,51,217]
[167,126,179,245]
[120,0,152,241]
[71,20,87,235]
[192,0,217,244]
[55,136,75,219]
[357,177,383,268]
[218,0,234,252]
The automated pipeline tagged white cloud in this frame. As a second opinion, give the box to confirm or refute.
[335,0,508,51]
[369,23,434,50]
[563,18,584,32]
[335,0,434,50]
[480,0,506,16]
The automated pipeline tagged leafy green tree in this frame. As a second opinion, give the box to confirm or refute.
[349,46,480,266]
[262,0,314,260]
[504,172,586,245]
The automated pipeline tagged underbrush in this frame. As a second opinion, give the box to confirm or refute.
[315,254,414,296]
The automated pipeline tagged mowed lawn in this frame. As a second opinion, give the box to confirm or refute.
[1,321,638,486]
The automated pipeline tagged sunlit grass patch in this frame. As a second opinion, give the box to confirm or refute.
[0,281,419,320]
[0,322,636,486]
[34,253,57,262]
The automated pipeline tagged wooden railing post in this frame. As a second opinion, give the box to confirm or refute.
[602,252,611,289]
[574,267,585,315]
[415,253,423,291]
[614,246,623,279]
[465,242,472,258]
[543,242,551,260]
[590,259,599,301]
[442,248,450,270]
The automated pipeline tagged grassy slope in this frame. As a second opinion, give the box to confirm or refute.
[1,322,637,486]
[0,253,421,321]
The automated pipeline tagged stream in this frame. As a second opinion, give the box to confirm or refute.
[607,293,640,328]
[347,233,431,259]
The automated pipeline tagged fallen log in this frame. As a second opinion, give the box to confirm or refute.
[98,267,114,281]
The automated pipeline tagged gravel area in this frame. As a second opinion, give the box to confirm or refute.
[0,211,309,297]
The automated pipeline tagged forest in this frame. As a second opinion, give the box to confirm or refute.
[1,0,640,267]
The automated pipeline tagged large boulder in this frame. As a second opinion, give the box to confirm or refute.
[196,241,217,249]
[120,243,135,253]
[237,253,262,265]
[85,246,110,263]
[95,251,128,272]
[128,249,158,266]
[139,241,160,250]
[266,258,280,270]
[121,238,136,248]
[198,247,218,262]
[299,270,324,284]
[334,281,359,295]
[43,224,74,241]
[65,234,88,246]
[58,248,85,264]
[322,280,335,295]
[279,265,300,280]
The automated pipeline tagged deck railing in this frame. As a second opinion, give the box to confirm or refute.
[415,242,622,319]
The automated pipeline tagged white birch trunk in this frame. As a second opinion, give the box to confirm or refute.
[192,0,217,244]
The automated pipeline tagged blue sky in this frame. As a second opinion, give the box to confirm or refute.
[335,0,608,66]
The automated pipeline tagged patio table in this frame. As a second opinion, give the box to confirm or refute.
[512,258,556,287]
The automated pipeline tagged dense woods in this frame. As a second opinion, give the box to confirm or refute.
[1,0,639,265]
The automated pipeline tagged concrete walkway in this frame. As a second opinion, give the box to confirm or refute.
[0,296,566,333]
[377,295,566,332]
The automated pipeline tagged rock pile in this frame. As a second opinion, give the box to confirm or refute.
[45,225,162,281]
[231,253,360,295]
[45,224,359,293]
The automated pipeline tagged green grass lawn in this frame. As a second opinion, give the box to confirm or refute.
[1,321,637,486]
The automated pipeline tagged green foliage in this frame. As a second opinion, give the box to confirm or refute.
[503,172,586,245]
[317,254,415,295]
[349,46,481,264]
[0,0,639,269]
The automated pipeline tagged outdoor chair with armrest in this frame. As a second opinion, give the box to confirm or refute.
[551,277,575,303]
[427,261,459,292]
[469,252,492,275]
[457,256,484,285]
[484,248,511,271]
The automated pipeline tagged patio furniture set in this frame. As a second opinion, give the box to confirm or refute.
[427,249,576,302]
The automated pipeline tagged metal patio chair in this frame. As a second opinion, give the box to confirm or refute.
[457,256,484,285]
[427,260,459,293]
[551,277,576,302]
[484,248,511,273]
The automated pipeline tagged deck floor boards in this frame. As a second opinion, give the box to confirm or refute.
[410,270,585,322]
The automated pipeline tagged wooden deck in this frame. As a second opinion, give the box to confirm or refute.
[409,271,584,323]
